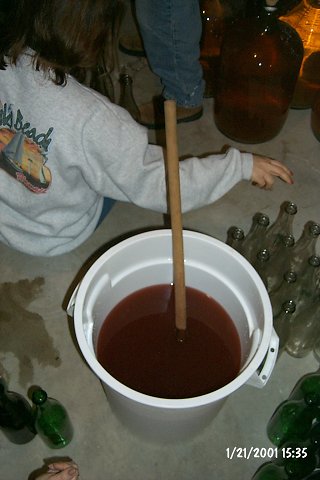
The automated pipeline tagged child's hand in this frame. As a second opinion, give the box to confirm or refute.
[36,462,79,480]
[251,155,294,190]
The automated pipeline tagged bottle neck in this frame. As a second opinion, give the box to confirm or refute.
[257,6,279,29]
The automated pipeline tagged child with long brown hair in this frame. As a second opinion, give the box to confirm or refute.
[0,0,293,256]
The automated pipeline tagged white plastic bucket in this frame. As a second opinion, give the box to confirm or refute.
[67,229,278,442]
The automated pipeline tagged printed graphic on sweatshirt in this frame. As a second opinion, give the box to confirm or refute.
[0,104,53,193]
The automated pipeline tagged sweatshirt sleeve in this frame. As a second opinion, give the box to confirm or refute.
[81,101,253,214]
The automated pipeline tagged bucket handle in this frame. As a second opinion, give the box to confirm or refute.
[246,328,279,389]
[66,284,80,317]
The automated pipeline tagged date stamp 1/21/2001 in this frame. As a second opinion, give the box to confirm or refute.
[226,446,308,461]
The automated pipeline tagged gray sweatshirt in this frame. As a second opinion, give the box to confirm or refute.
[0,52,253,256]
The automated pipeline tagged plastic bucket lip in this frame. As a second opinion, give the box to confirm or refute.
[73,229,273,410]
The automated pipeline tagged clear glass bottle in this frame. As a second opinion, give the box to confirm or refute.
[286,296,320,357]
[199,0,233,98]
[252,248,271,287]
[289,221,320,273]
[214,0,304,143]
[0,378,36,444]
[226,226,245,252]
[32,388,73,449]
[264,201,297,255]
[118,73,141,123]
[241,212,270,264]
[269,270,297,317]
[295,255,320,310]
[280,0,320,109]
[273,300,296,356]
[264,234,295,294]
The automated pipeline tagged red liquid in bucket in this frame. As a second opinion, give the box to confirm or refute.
[97,284,241,399]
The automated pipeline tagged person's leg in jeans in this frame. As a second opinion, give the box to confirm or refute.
[135,0,204,128]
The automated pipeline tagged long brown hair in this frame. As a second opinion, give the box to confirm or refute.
[0,0,116,85]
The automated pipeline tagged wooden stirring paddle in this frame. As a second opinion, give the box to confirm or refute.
[164,100,187,341]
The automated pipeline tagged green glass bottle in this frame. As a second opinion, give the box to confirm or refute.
[304,471,320,479]
[310,421,320,447]
[251,462,288,480]
[0,378,36,444]
[32,388,73,449]
[290,372,320,407]
[278,439,318,479]
[267,398,317,446]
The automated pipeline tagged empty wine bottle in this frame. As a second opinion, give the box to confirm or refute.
[118,73,141,122]
[286,296,320,358]
[310,421,320,447]
[264,201,297,255]
[294,255,320,312]
[241,212,270,264]
[269,271,297,317]
[0,378,36,444]
[251,462,288,480]
[252,248,271,287]
[304,471,320,480]
[226,226,245,252]
[273,300,296,356]
[267,398,317,446]
[290,371,320,407]
[290,222,320,274]
[32,388,73,449]
[264,234,295,293]
[277,439,318,479]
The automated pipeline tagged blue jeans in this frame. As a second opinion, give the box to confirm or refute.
[135,0,204,108]
[96,197,115,228]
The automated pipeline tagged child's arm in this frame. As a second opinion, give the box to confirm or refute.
[251,155,294,189]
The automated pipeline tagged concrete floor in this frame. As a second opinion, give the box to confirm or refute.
[1,3,320,479]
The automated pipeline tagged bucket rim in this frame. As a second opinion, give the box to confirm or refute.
[73,229,273,409]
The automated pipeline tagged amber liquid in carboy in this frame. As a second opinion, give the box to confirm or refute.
[214,14,303,143]
[97,284,241,399]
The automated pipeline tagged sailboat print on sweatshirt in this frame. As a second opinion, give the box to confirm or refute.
[0,129,51,193]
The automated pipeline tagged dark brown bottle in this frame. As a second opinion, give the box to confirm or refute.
[0,378,36,444]
[214,0,304,143]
